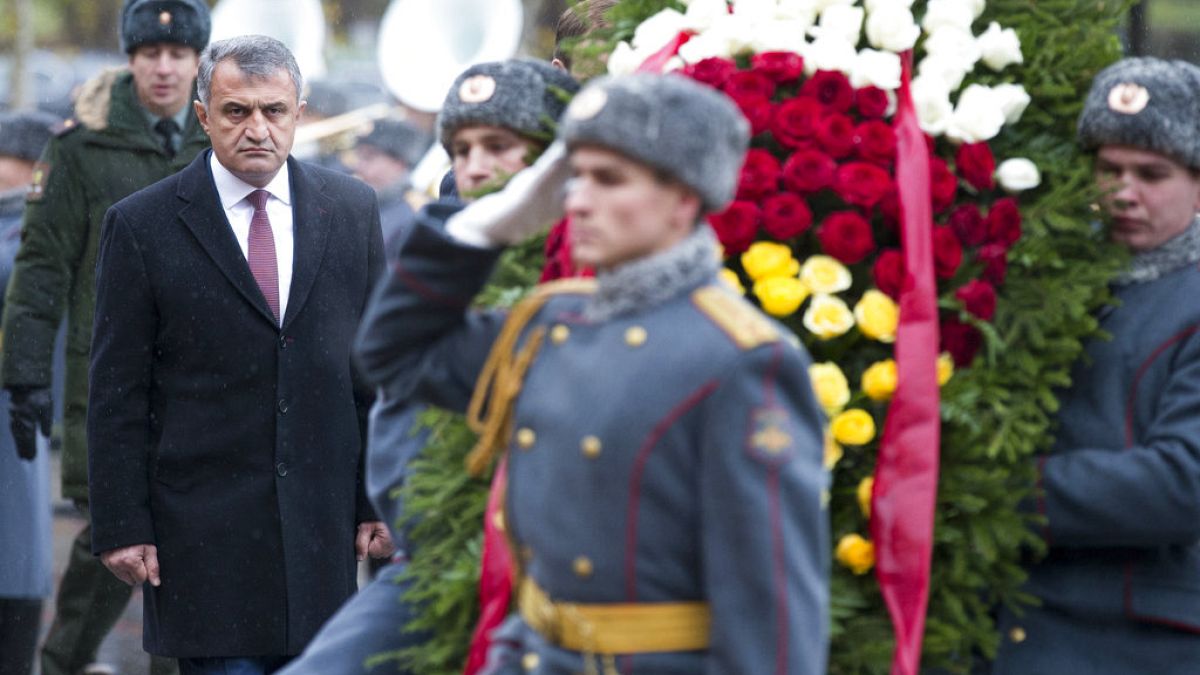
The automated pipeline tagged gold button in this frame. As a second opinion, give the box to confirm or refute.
[624,326,648,348]
[491,510,505,532]
[581,435,602,459]
[573,556,594,579]
[1009,626,1026,644]
[516,427,536,449]
[521,651,540,671]
[550,324,570,345]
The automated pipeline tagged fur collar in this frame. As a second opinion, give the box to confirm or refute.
[1114,214,1200,285]
[74,67,126,131]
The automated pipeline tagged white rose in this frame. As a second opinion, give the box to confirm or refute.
[677,17,748,62]
[777,0,819,29]
[802,35,859,76]
[965,0,987,18]
[732,0,778,21]
[917,53,971,91]
[923,27,982,68]
[921,0,975,34]
[683,0,731,32]
[851,49,902,90]
[911,76,955,136]
[995,158,1041,192]
[813,0,855,10]
[749,20,810,54]
[810,4,864,44]
[865,0,914,11]
[866,5,920,52]
[632,9,687,50]
[976,22,1024,71]
[992,83,1031,124]
[606,41,641,76]
[946,84,1007,143]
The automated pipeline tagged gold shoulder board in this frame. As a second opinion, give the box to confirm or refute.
[692,285,779,350]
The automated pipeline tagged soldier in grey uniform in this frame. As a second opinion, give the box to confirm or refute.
[992,58,1200,674]
[356,73,829,674]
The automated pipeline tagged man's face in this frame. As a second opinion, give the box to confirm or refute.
[565,146,699,271]
[353,145,409,192]
[195,61,304,188]
[1096,145,1200,252]
[129,43,200,118]
[449,126,531,198]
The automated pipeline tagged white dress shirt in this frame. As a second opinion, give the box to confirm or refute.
[209,153,295,318]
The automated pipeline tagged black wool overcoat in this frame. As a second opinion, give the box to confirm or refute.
[87,151,384,657]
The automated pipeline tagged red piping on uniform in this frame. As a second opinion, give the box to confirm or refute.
[1124,326,1200,447]
[1123,561,1200,634]
[392,263,472,308]
[624,380,719,601]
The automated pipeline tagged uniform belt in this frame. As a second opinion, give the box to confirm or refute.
[518,577,711,654]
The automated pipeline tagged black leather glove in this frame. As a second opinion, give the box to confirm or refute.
[9,386,52,461]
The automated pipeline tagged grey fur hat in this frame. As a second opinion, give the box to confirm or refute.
[0,111,59,162]
[358,119,432,167]
[1078,57,1200,169]
[437,59,580,152]
[120,0,211,54]
[559,73,750,213]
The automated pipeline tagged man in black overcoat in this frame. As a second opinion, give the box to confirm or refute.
[86,35,391,674]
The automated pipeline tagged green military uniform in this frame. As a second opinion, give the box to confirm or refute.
[1,67,208,675]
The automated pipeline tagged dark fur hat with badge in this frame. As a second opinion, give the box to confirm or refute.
[0,111,59,163]
[120,0,211,54]
[559,73,750,214]
[437,59,580,152]
[1077,56,1200,170]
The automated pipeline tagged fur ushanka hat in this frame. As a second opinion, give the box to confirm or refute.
[120,0,210,54]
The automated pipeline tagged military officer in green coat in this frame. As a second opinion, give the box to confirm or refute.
[0,2,210,673]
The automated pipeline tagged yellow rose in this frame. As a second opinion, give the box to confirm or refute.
[861,359,898,401]
[937,352,955,386]
[831,408,876,445]
[720,268,745,295]
[835,533,875,575]
[824,430,843,470]
[753,277,810,318]
[741,241,800,281]
[857,476,874,518]
[802,294,855,340]
[854,289,899,343]
[800,255,852,294]
[809,362,850,413]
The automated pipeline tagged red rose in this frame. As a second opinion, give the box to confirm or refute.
[873,249,905,299]
[708,201,761,254]
[956,142,996,191]
[986,198,1022,246]
[855,86,890,118]
[723,70,777,102]
[941,318,982,367]
[834,162,893,210]
[817,211,876,264]
[751,51,804,84]
[955,279,997,321]
[854,120,896,165]
[782,149,837,193]
[731,93,773,135]
[976,243,1008,285]
[762,192,814,240]
[772,97,825,148]
[681,57,738,89]
[933,226,963,279]
[947,204,986,247]
[878,189,900,230]
[801,70,854,112]
[818,113,856,159]
[737,149,782,201]
[929,157,958,213]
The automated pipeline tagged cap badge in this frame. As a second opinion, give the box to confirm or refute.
[1107,83,1150,115]
[159,10,172,25]
[567,88,607,121]
[459,75,496,104]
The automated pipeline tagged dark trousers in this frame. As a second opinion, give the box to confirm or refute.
[178,656,293,675]
[0,598,41,675]
[40,503,178,675]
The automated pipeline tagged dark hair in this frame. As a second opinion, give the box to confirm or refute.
[553,0,617,70]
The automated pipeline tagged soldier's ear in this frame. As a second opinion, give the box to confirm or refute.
[193,100,210,134]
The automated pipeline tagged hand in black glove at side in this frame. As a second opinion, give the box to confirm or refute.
[9,386,52,461]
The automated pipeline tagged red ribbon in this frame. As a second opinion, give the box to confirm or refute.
[635,31,694,73]
[464,455,512,675]
[870,51,941,675]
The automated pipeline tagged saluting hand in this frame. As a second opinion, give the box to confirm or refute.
[101,544,162,587]
[355,521,395,561]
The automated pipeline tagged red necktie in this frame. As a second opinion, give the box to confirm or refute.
[247,189,280,323]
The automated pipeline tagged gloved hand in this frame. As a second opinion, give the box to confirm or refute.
[446,141,571,248]
[10,386,52,461]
